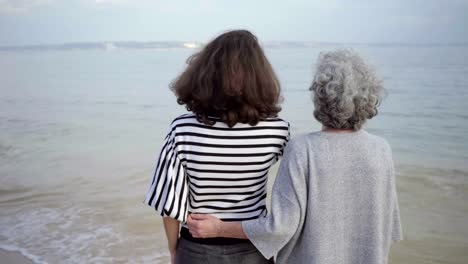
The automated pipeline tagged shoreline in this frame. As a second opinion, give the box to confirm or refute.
[0,249,35,264]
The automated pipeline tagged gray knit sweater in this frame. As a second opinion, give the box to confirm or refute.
[242,130,403,264]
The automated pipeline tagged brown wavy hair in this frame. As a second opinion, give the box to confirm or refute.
[170,30,282,127]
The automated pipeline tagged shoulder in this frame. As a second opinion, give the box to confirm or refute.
[287,134,308,149]
[281,133,316,160]
[363,131,392,153]
[170,114,289,127]
[161,114,198,138]
[257,117,290,129]
[169,113,197,127]
[364,130,387,143]
[287,131,323,149]
[268,117,289,126]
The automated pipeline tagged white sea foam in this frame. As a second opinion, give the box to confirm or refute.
[0,206,149,263]
[0,244,47,264]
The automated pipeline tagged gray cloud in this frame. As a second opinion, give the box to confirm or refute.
[0,0,466,45]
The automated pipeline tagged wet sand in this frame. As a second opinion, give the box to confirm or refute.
[0,249,34,264]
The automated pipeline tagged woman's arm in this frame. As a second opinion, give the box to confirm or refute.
[163,217,180,263]
[188,138,307,259]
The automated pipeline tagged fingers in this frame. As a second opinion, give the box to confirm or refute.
[190,213,221,221]
[190,213,209,220]
[186,217,202,238]
[186,221,196,233]
[188,227,203,238]
[186,215,195,225]
[191,232,202,238]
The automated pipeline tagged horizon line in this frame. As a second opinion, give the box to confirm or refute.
[1,40,467,50]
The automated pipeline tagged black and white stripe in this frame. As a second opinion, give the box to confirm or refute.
[145,113,289,222]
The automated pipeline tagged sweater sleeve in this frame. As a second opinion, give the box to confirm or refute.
[389,154,403,242]
[242,138,308,259]
[144,125,188,222]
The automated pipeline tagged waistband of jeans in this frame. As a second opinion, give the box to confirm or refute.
[180,227,251,245]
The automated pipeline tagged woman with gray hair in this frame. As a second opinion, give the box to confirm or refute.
[187,49,403,264]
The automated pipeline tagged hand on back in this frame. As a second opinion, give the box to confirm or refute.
[187,214,222,238]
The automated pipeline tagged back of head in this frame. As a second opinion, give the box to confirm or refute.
[171,30,281,127]
[310,49,385,130]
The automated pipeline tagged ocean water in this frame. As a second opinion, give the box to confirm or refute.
[0,45,467,264]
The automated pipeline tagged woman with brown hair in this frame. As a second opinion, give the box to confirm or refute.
[144,30,289,264]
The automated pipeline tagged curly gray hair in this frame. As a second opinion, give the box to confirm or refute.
[310,49,385,131]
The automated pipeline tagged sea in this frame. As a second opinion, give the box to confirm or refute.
[0,43,467,264]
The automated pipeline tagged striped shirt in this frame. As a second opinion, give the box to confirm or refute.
[144,113,290,223]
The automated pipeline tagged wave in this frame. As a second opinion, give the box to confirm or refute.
[380,111,468,120]
[0,203,171,264]
[0,244,47,264]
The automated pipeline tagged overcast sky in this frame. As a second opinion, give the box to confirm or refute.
[0,0,467,46]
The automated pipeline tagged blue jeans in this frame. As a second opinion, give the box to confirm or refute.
[175,237,273,264]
